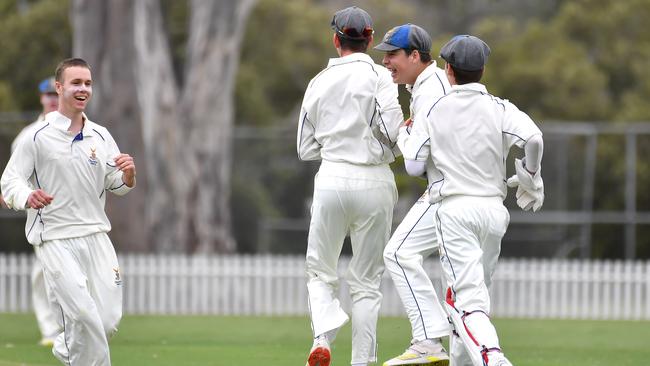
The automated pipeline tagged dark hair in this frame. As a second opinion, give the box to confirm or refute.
[337,34,370,53]
[450,64,483,84]
[405,49,432,64]
[55,58,91,83]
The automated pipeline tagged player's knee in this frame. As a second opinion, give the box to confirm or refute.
[102,307,122,339]
[105,312,122,338]
[454,289,491,314]
[384,242,414,267]
[349,287,382,304]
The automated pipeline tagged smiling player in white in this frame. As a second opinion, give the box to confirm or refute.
[1,58,136,366]
[374,24,451,366]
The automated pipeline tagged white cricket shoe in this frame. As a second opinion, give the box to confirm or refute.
[383,339,450,366]
[306,334,331,366]
[487,351,513,366]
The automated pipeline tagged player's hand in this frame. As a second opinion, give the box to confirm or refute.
[513,158,543,191]
[115,153,136,188]
[507,175,544,212]
[27,189,54,210]
[402,118,413,128]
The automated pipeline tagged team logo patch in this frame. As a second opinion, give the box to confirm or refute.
[113,267,122,286]
[383,26,398,43]
[88,147,98,166]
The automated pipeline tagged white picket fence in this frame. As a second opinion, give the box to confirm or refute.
[1,254,649,320]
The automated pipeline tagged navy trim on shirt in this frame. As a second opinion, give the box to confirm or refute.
[435,73,447,94]
[109,182,126,191]
[92,128,106,141]
[426,93,453,118]
[502,131,527,142]
[33,123,49,141]
[414,138,430,159]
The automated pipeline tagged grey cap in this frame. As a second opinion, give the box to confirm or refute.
[440,35,491,71]
[331,6,373,40]
[374,24,431,53]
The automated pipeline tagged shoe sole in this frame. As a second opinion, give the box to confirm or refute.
[308,346,331,366]
[426,360,449,366]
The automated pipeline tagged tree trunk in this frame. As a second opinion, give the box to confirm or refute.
[71,0,149,252]
[71,0,255,253]
[179,0,256,253]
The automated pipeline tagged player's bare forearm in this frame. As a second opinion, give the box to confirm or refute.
[115,153,136,188]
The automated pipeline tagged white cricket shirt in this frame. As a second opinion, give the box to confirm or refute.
[297,52,404,165]
[404,83,542,203]
[1,111,133,245]
[397,61,450,186]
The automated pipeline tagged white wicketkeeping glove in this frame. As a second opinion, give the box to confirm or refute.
[506,158,544,212]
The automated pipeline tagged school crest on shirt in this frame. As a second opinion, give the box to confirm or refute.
[113,268,122,286]
[88,147,98,166]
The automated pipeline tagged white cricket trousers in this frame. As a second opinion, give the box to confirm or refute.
[383,192,449,342]
[434,196,509,366]
[306,160,397,365]
[34,232,123,366]
[31,257,62,340]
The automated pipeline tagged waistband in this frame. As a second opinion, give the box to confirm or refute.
[437,195,504,206]
[319,160,394,182]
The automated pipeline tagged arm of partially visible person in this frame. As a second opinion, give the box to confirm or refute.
[374,70,405,155]
[399,102,433,178]
[1,137,51,210]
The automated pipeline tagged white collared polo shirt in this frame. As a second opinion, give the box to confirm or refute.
[1,111,133,245]
[297,52,404,165]
[404,82,542,203]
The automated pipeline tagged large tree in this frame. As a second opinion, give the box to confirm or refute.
[71,0,256,253]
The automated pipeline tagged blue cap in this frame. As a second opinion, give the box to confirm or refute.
[38,77,56,94]
[374,24,431,53]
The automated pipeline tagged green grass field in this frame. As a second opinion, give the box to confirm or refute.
[0,314,648,365]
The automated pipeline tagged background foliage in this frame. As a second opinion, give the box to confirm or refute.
[0,0,648,258]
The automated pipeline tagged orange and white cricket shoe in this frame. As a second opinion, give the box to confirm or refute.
[306,334,331,366]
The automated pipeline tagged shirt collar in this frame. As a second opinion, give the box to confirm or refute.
[406,60,440,94]
[451,82,488,94]
[327,52,375,67]
[45,111,92,136]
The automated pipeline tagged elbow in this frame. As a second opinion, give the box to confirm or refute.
[404,159,426,177]
[527,134,543,151]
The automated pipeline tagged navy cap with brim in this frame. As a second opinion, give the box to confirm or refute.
[374,42,401,51]
[440,35,491,71]
[331,6,373,40]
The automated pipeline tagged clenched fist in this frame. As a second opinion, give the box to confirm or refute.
[27,189,54,209]
[114,153,136,188]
